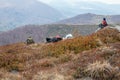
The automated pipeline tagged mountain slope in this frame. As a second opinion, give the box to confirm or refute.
[0,27,119,80]
[0,0,63,31]
[0,23,119,46]
[58,13,120,25]
[0,24,98,46]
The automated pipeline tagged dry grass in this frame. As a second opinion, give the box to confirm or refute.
[98,46,118,60]
[0,72,22,80]
[41,28,120,58]
[96,27,120,43]
[0,27,119,80]
[84,61,120,80]
[41,35,99,57]
[32,71,65,80]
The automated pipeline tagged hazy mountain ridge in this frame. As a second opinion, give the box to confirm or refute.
[0,24,98,46]
[0,0,63,31]
[58,13,120,24]
[0,13,120,46]
[0,25,48,45]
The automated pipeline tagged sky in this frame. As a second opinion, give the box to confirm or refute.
[1,0,120,17]
[37,0,120,17]
[37,0,120,5]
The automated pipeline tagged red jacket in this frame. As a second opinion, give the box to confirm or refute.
[102,20,108,26]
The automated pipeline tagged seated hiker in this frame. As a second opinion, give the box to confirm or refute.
[99,18,108,29]
[46,35,62,43]
[95,18,108,32]
[46,37,52,43]
[55,35,62,41]
[26,36,35,45]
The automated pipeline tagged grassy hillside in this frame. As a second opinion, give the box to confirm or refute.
[0,27,120,80]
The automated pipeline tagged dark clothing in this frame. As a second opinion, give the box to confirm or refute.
[99,23,104,28]
[46,37,62,43]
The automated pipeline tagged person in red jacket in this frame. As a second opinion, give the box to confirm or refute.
[99,18,108,29]
[95,18,108,32]
[102,18,108,27]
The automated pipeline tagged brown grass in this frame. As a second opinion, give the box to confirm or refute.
[96,27,120,43]
[84,61,120,80]
[0,27,119,80]
[41,35,99,57]
[32,71,65,80]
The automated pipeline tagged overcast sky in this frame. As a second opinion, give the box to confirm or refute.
[1,0,120,17]
[37,0,120,17]
[37,0,120,4]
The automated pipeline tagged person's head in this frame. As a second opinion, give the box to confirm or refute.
[55,35,60,38]
[103,18,106,20]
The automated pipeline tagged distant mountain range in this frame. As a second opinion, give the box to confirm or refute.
[58,13,120,25]
[0,0,63,31]
[37,0,120,17]
[1,0,120,32]
[0,24,98,46]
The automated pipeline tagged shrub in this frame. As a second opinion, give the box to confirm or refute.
[84,61,120,80]
[96,28,120,43]
[40,59,54,68]
[58,53,72,63]
[73,67,85,79]
[41,35,99,57]
[116,33,120,40]
[99,46,118,60]
[0,54,24,71]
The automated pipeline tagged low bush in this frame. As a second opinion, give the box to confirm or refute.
[96,28,120,43]
[84,61,120,80]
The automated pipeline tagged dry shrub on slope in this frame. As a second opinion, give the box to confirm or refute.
[84,61,120,80]
[96,27,120,43]
[41,35,99,57]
